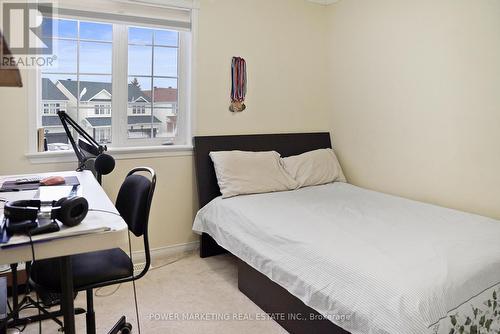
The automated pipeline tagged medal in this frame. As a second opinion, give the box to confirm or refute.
[230,57,247,112]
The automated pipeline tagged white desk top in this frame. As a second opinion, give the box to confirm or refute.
[0,171,128,265]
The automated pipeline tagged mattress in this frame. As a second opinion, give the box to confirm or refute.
[193,183,500,334]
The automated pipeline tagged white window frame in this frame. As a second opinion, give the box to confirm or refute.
[26,4,198,163]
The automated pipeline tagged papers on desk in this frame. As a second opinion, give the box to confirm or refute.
[0,184,114,248]
[0,171,125,251]
[36,185,82,202]
[0,223,112,247]
[1,217,112,248]
[0,185,82,205]
[0,176,80,193]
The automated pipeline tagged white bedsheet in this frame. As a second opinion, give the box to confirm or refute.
[192,183,500,334]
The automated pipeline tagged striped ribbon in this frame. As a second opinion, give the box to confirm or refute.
[231,57,247,103]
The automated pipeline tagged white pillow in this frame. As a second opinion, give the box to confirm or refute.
[281,148,346,188]
[209,150,298,198]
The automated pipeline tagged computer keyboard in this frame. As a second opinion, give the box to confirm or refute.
[14,176,42,185]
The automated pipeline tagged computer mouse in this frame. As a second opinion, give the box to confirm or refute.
[40,176,65,186]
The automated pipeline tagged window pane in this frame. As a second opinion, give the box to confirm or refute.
[154,77,177,90]
[42,74,76,83]
[128,107,157,139]
[128,77,152,139]
[80,21,112,41]
[41,76,73,151]
[43,18,77,39]
[39,18,117,150]
[153,107,176,139]
[80,42,112,74]
[151,79,178,139]
[128,27,153,45]
[78,75,113,144]
[77,75,112,103]
[152,78,178,103]
[128,45,152,76]
[45,40,77,73]
[41,18,53,38]
[154,47,177,77]
[128,76,152,92]
[79,75,113,84]
[154,30,178,47]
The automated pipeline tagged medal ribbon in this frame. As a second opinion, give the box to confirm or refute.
[231,57,247,103]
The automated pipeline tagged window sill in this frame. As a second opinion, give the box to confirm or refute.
[26,145,193,164]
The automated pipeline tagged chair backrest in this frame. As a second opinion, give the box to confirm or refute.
[115,167,156,280]
[115,167,156,237]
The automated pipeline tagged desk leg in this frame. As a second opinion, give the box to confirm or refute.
[1,277,7,334]
[59,256,75,334]
[9,264,18,320]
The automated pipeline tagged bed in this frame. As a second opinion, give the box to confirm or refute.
[192,133,500,334]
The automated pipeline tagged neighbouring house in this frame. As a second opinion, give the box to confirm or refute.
[43,79,165,144]
[40,78,70,145]
[143,87,178,137]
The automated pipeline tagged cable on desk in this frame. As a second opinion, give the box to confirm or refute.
[88,208,121,216]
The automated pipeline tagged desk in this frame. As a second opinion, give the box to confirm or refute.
[0,171,128,334]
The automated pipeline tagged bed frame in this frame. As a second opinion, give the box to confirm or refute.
[193,132,349,334]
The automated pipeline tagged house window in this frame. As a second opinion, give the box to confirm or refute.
[131,104,146,115]
[95,104,111,115]
[94,127,112,144]
[36,4,193,152]
[42,102,64,115]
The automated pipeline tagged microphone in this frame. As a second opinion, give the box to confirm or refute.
[94,153,115,176]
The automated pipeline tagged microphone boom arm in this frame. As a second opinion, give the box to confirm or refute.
[57,110,107,175]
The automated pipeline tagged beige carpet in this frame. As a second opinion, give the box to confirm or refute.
[17,253,288,334]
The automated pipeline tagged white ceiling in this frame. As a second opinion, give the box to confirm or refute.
[307,0,339,5]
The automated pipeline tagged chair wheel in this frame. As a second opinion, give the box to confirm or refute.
[120,323,132,333]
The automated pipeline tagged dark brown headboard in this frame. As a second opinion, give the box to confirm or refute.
[193,132,332,208]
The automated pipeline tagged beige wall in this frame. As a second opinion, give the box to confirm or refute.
[4,0,496,252]
[0,0,330,250]
[196,0,329,135]
[326,0,500,219]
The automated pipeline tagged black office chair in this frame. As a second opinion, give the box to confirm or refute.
[29,167,156,334]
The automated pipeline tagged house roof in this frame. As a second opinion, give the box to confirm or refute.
[85,117,111,127]
[128,115,162,125]
[57,80,150,103]
[144,87,178,103]
[42,78,68,101]
[85,116,162,127]
[42,115,62,127]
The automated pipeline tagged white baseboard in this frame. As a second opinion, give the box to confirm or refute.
[131,241,199,265]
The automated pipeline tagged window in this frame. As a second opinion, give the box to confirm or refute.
[40,19,113,147]
[132,104,146,115]
[95,104,111,115]
[128,27,179,140]
[94,127,112,144]
[35,3,193,153]
[42,102,64,115]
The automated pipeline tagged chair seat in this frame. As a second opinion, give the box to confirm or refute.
[30,248,133,292]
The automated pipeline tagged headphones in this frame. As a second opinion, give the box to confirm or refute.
[4,197,89,227]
